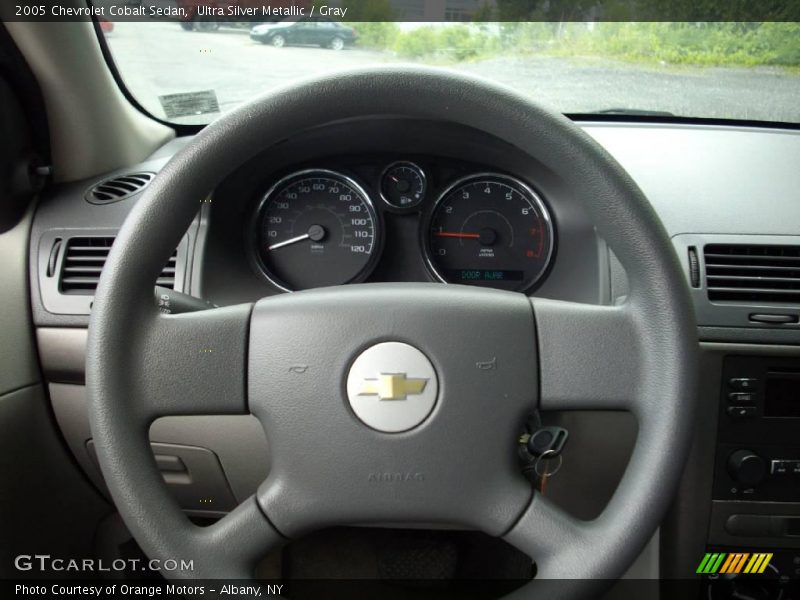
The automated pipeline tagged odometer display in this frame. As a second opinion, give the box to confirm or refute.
[254,170,380,291]
[426,174,554,292]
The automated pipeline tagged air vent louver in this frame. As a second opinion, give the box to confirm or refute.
[705,244,800,304]
[86,172,154,204]
[59,237,177,294]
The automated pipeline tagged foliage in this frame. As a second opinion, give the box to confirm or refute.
[349,22,400,50]
[393,25,499,61]
[488,0,800,21]
[341,0,400,51]
[530,22,800,67]
[360,21,799,68]
[393,26,441,59]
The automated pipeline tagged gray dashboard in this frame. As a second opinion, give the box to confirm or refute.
[27,119,800,564]
[586,123,800,238]
[30,118,611,329]
[29,120,800,341]
[587,123,800,342]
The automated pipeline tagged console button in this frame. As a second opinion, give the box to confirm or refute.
[771,460,789,475]
[727,406,756,419]
[725,514,771,537]
[791,461,800,475]
[729,378,759,391]
[728,392,756,404]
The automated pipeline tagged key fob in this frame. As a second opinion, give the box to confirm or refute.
[527,426,568,457]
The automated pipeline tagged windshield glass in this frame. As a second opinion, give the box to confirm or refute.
[101,12,800,125]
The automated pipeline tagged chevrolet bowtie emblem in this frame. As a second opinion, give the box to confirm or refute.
[358,373,429,401]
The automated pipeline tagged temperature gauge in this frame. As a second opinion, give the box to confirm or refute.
[380,161,426,210]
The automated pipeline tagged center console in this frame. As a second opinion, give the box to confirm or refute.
[706,355,800,590]
[714,356,800,506]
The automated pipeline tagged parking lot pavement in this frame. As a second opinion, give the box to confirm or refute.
[462,57,800,123]
[106,22,396,121]
[105,22,800,124]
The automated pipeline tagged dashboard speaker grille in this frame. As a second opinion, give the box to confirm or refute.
[705,244,800,304]
[59,236,177,294]
[86,172,154,204]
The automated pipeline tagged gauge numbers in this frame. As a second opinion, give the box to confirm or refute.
[426,174,554,292]
[255,170,380,291]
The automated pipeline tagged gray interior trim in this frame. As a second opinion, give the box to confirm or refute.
[3,16,173,183]
[622,532,660,580]
[36,229,190,315]
[29,159,202,326]
[0,384,110,576]
[49,382,269,507]
[36,327,87,384]
[672,233,800,329]
[0,204,39,395]
[698,326,800,344]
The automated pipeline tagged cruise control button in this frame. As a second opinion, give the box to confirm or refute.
[730,378,759,391]
[771,460,789,475]
[727,406,756,419]
[729,392,756,404]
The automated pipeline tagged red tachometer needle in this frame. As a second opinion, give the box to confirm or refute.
[435,232,480,239]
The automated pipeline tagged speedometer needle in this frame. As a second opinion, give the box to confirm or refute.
[269,234,310,251]
[268,225,327,251]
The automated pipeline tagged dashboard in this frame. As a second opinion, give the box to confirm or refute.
[29,116,800,330]
[26,116,800,584]
[190,118,603,311]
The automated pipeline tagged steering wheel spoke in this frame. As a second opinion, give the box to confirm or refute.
[533,298,643,412]
[505,494,591,577]
[187,498,284,578]
[132,304,253,421]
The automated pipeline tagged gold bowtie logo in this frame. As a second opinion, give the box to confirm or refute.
[358,373,428,401]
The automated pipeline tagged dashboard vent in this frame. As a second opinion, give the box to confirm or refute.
[59,237,177,294]
[705,244,800,304]
[86,172,154,204]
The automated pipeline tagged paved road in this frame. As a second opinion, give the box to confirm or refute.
[106,22,800,124]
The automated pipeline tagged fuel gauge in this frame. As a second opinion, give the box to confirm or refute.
[380,161,426,210]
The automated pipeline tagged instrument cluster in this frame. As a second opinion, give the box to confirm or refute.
[252,160,555,293]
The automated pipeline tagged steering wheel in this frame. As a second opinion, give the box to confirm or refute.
[86,67,697,598]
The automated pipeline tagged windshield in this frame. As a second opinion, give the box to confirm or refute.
[101,14,800,125]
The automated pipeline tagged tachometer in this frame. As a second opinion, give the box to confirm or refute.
[425,174,554,292]
[254,170,380,291]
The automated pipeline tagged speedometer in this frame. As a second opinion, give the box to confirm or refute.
[425,174,554,292]
[254,170,381,291]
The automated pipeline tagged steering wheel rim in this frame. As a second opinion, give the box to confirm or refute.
[86,66,697,597]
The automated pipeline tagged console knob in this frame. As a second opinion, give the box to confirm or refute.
[728,450,767,487]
